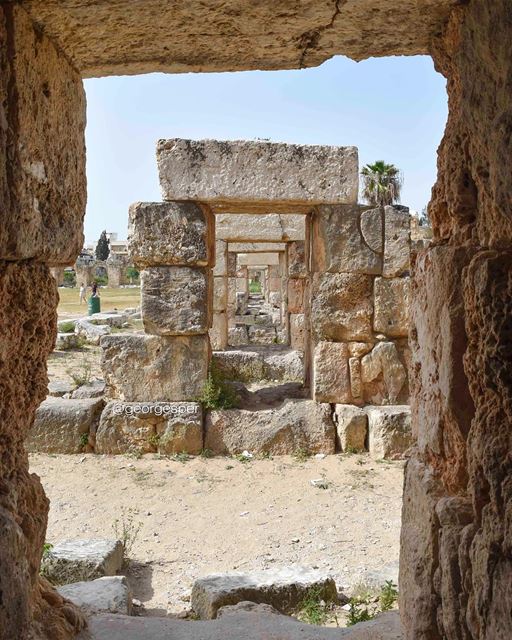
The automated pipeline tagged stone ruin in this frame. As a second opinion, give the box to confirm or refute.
[87,138,413,458]
[2,2,510,638]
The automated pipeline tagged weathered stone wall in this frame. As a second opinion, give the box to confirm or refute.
[399,3,512,639]
[311,204,411,406]
[0,5,87,639]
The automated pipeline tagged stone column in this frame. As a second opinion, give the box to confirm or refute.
[211,240,228,349]
[0,5,88,638]
[50,266,66,286]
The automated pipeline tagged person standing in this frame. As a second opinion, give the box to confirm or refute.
[79,282,87,305]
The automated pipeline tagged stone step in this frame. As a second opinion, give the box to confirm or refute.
[79,609,402,640]
[213,349,304,383]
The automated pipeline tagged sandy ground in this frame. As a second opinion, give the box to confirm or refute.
[30,453,403,618]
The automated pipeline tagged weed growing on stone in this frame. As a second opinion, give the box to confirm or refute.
[293,447,311,463]
[79,433,89,450]
[200,448,214,458]
[67,355,92,387]
[297,586,334,626]
[173,451,190,463]
[147,432,160,449]
[379,580,399,611]
[39,542,54,580]
[198,364,239,409]
[59,321,76,333]
[112,507,143,563]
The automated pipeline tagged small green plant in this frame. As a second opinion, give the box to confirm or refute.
[200,448,214,458]
[63,270,76,287]
[297,586,330,626]
[94,274,108,286]
[79,433,89,450]
[259,451,273,460]
[173,451,190,463]
[379,580,398,611]
[248,280,262,293]
[346,601,375,626]
[234,452,252,464]
[293,447,311,463]
[198,364,239,410]
[67,355,92,387]
[148,432,160,449]
[59,320,76,333]
[126,266,140,283]
[112,507,143,563]
[39,542,54,580]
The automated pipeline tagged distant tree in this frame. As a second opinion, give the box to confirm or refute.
[361,161,403,206]
[95,230,110,261]
[126,266,140,284]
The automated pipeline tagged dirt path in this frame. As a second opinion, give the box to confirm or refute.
[30,453,403,617]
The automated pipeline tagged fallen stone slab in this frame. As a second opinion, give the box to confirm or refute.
[157,139,358,205]
[191,566,337,619]
[205,400,335,456]
[41,539,123,585]
[26,397,103,454]
[71,380,106,399]
[80,610,403,640]
[76,318,111,345]
[48,379,74,397]
[86,312,128,328]
[55,332,82,350]
[366,405,412,459]
[58,576,132,615]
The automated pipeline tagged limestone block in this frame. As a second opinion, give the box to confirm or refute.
[141,267,210,335]
[209,313,228,350]
[288,241,307,278]
[157,139,358,204]
[216,214,305,242]
[269,291,281,307]
[26,397,103,454]
[228,326,249,347]
[312,205,382,275]
[361,341,407,404]
[268,277,281,292]
[263,351,304,383]
[227,253,237,277]
[313,342,351,403]
[229,243,286,253]
[213,240,228,276]
[383,205,410,277]
[95,401,203,455]
[213,349,304,384]
[48,380,74,397]
[75,318,111,345]
[349,357,363,400]
[205,400,335,456]
[0,5,86,263]
[101,334,209,401]
[55,332,81,350]
[238,253,280,266]
[70,380,106,399]
[334,405,368,452]
[40,539,123,585]
[191,566,337,619]
[374,277,410,337]
[128,201,213,267]
[348,342,374,358]
[288,278,306,313]
[248,325,276,345]
[311,273,373,342]
[87,312,128,328]
[290,314,306,350]
[213,276,227,312]
[367,405,412,459]
[57,576,132,615]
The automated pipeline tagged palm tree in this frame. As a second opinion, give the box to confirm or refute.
[360,161,402,206]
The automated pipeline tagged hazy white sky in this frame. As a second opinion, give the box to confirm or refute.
[84,55,447,245]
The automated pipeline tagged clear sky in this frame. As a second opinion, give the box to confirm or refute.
[84,55,447,245]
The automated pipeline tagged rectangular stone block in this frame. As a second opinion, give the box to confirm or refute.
[95,401,203,455]
[288,278,306,313]
[290,314,306,350]
[128,201,213,268]
[349,357,363,400]
[209,312,228,350]
[213,240,227,276]
[101,334,209,402]
[313,341,352,403]
[288,241,308,278]
[157,139,358,204]
[311,273,374,341]
[334,404,368,452]
[141,267,211,335]
[213,276,227,312]
[374,277,410,337]
[216,214,305,242]
[238,253,280,266]
[0,6,86,263]
[227,252,237,277]
[383,205,411,277]
[312,205,382,275]
[229,243,286,253]
[367,405,412,459]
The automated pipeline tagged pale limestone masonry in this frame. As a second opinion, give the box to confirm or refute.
[157,139,359,205]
